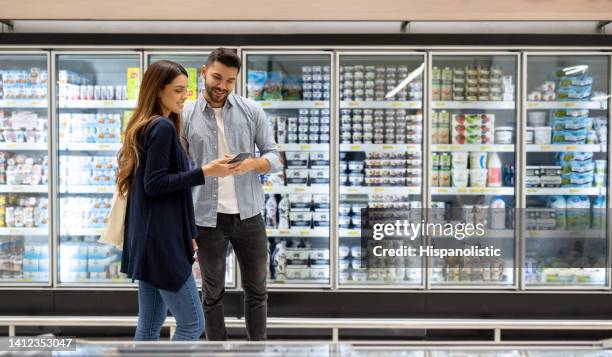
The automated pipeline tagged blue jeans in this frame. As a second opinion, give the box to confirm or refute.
[135,273,205,341]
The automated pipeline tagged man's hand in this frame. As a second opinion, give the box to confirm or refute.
[202,158,234,177]
[225,154,270,175]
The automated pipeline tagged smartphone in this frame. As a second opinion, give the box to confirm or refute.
[228,152,251,164]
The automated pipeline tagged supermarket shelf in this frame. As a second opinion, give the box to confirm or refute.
[340,186,421,195]
[432,101,515,110]
[0,185,48,193]
[340,144,421,152]
[0,227,48,236]
[339,228,361,237]
[526,230,606,239]
[526,144,607,152]
[61,228,104,236]
[0,99,47,108]
[340,101,422,109]
[58,99,136,109]
[431,144,514,152]
[526,101,608,110]
[266,228,329,237]
[263,185,329,194]
[0,143,47,151]
[62,143,122,151]
[432,187,515,195]
[59,185,114,194]
[256,100,329,109]
[277,143,328,152]
[525,187,605,196]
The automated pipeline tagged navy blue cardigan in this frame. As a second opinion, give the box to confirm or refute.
[120,117,205,292]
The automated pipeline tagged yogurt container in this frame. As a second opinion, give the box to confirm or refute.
[495,126,514,144]
[469,169,488,187]
[534,126,552,144]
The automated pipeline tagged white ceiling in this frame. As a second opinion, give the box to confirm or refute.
[0,0,611,21]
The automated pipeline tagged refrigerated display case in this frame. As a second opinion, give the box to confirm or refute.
[145,51,236,288]
[336,52,425,288]
[522,53,610,289]
[243,51,332,287]
[55,52,140,286]
[0,53,51,286]
[428,53,519,289]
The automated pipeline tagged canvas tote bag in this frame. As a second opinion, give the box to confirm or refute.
[98,188,127,249]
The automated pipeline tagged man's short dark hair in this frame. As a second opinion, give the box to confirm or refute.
[207,48,241,72]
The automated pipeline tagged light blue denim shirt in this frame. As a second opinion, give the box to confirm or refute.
[182,93,282,227]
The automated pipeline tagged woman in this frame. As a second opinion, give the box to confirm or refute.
[117,60,230,341]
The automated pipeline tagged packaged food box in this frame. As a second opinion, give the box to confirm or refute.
[310,266,330,280]
[285,151,309,168]
[286,266,310,280]
[313,194,330,211]
[309,248,330,264]
[308,169,329,185]
[309,152,329,167]
[312,212,330,227]
[289,211,313,228]
[289,194,312,211]
[285,169,309,185]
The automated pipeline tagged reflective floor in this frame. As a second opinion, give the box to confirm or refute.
[48,341,612,356]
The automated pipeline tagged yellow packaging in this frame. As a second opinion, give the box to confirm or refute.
[186,67,198,101]
[126,68,141,100]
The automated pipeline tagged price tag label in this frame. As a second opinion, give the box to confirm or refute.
[5,143,17,149]
[293,187,305,193]
[299,230,310,236]
[96,187,107,193]
[528,231,540,237]
[569,189,580,193]
[374,187,385,192]
[540,145,552,150]
[408,101,419,108]
[458,188,468,193]
[279,229,291,235]
[9,228,22,234]
[348,101,359,108]
[347,188,358,193]
[348,230,359,236]
[99,144,110,150]
[436,188,448,193]
[260,102,272,107]
[382,145,394,150]
[436,145,450,151]
[300,145,312,150]
[448,145,460,151]
[349,145,361,150]
[5,100,17,106]
[102,100,114,106]
[435,101,445,108]
[566,145,577,150]
[527,188,537,193]
[563,102,576,108]
[314,101,326,108]
[481,145,493,151]
[527,102,538,108]
[391,102,402,108]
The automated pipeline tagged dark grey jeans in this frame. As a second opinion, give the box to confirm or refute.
[195,213,268,341]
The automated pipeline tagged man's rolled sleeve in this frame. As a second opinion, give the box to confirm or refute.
[254,105,282,173]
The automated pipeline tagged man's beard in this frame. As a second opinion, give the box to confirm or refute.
[205,81,228,104]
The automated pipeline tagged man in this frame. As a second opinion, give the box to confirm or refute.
[183,48,282,341]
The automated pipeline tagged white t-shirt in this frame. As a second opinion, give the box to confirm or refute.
[212,108,240,214]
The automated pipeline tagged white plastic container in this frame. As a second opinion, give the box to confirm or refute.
[534,127,552,145]
[469,169,488,187]
[528,112,547,127]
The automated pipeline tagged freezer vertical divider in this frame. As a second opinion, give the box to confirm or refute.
[331,50,339,290]
[516,51,526,291]
[50,50,59,288]
[424,51,433,291]
[608,53,612,290]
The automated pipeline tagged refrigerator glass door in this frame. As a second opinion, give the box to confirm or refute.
[429,54,518,288]
[244,52,332,287]
[147,52,235,288]
[56,53,139,285]
[337,53,425,288]
[524,54,609,289]
[0,54,50,285]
